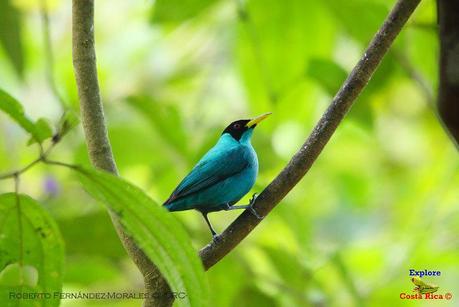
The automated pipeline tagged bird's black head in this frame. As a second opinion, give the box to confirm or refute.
[221,113,272,141]
[222,119,251,141]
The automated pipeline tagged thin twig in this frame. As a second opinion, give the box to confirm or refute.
[42,159,80,170]
[0,158,42,180]
[40,0,67,108]
[199,0,422,270]
[0,135,59,180]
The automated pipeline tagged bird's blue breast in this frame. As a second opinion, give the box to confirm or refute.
[164,133,258,212]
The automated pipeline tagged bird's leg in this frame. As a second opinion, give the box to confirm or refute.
[225,193,263,219]
[249,192,258,204]
[201,212,221,242]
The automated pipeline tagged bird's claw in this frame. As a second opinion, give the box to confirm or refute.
[248,193,263,219]
[249,205,263,220]
[249,206,264,220]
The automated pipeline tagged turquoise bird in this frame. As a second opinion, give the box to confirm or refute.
[164,113,271,240]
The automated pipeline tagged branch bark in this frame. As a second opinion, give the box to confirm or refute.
[199,0,421,270]
[71,1,171,306]
[437,0,459,144]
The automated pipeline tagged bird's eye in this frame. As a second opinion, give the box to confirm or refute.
[233,123,241,129]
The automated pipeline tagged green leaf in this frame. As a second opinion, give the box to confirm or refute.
[307,58,347,95]
[0,0,24,77]
[76,167,208,307]
[151,0,217,23]
[0,89,36,137]
[0,193,64,307]
[27,118,54,145]
[0,88,49,144]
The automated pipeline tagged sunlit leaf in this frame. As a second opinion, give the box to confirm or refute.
[0,193,64,307]
[0,88,49,144]
[27,118,54,145]
[0,89,36,138]
[76,167,208,307]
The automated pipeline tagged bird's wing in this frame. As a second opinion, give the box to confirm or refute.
[164,146,249,205]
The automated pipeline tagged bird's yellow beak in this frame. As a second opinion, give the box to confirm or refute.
[246,112,272,128]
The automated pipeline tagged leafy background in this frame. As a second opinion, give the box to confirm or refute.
[0,0,458,306]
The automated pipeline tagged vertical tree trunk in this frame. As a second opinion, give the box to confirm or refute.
[437,0,459,144]
[71,1,173,306]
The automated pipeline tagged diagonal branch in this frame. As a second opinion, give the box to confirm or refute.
[199,0,421,270]
[71,1,171,306]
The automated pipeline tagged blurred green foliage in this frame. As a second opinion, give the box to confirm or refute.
[0,0,457,306]
[0,0,24,78]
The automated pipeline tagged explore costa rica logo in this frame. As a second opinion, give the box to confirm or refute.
[399,269,452,301]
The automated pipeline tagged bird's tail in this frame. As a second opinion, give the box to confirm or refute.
[163,194,177,211]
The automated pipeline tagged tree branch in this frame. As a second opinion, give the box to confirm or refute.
[71,0,421,305]
[199,0,421,270]
[71,1,171,306]
[437,0,459,145]
[72,0,116,173]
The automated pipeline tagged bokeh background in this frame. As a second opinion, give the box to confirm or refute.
[0,0,458,306]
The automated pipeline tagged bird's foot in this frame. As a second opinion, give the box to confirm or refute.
[212,234,222,243]
[249,193,258,205]
[248,193,263,220]
[224,194,264,219]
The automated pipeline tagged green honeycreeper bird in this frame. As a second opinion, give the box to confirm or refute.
[163,113,271,240]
